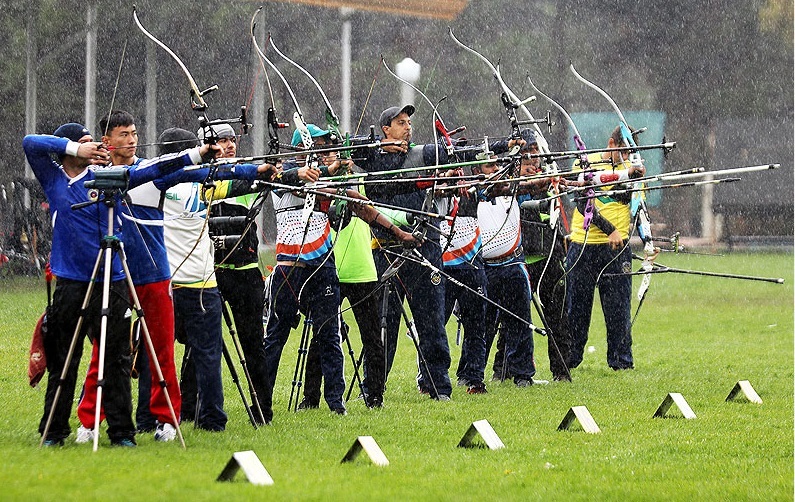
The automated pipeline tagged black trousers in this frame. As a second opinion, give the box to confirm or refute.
[216,267,269,412]
[39,278,134,442]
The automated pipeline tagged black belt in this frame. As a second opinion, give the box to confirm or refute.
[483,247,523,265]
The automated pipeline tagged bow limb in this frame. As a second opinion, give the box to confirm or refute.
[526,74,593,232]
[133,7,213,113]
[250,8,285,155]
[268,36,346,151]
[449,29,554,156]
[569,62,660,319]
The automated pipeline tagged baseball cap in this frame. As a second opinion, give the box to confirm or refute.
[197,123,236,142]
[53,123,91,142]
[519,129,537,149]
[291,123,331,146]
[379,104,415,129]
[159,128,199,155]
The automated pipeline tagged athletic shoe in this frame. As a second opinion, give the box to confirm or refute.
[331,407,347,416]
[75,425,95,444]
[154,423,177,442]
[111,438,137,447]
[515,378,533,387]
[364,394,383,409]
[42,438,64,447]
[431,394,451,402]
[466,381,488,394]
[297,398,319,411]
[553,374,572,382]
[533,378,550,385]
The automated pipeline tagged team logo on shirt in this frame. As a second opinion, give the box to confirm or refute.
[324,285,333,297]
[430,271,442,286]
[87,188,99,202]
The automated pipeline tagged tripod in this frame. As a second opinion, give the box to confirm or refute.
[220,296,266,427]
[288,312,311,412]
[179,337,261,428]
[40,192,184,450]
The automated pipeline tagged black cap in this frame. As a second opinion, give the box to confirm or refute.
[53,123,90,142]
[379,104,415,129]
[520,129,537,149]
[158,128,199,155]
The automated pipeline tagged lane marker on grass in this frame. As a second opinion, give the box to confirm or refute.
[217,450,274,486]
[653,393,697,419]
[458,419,505,450]
[341,436,389,466]
[726,380,763,404]
[558,406,601,433]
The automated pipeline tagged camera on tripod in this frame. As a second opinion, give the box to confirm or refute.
[84,167,130,191]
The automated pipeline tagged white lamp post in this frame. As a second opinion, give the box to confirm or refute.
[395,57,421,107]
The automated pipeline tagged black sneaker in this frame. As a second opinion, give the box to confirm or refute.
[111,438,137,447]
[42,438,64,447]
[296,398,319,411]
[364,394,384,409]
[553,374,572,382]
[431,394,451,402]
[466,381,488,394]
[514,378,533,388]
[331,407,347,416]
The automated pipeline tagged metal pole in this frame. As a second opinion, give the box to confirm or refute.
[340,7,353,134]
[24,6,38,209]
[145,42,158,158]
[84,2,97,134]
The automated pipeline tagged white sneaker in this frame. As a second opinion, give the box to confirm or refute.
[154,422,177,442]
[75,425,95,444]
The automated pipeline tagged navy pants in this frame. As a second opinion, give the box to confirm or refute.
[262,265,345,421]
[175,287,227,431]
[373,245,452,398]
[443,267,488,385]
[565,242,634,370]
[303,280,386,404]
[484,261,536,381]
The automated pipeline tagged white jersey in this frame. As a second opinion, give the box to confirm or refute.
[163,182,216,286]
[272,190,333,265]
[477,195,521,261]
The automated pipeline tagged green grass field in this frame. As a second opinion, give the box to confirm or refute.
[0,252,792,501]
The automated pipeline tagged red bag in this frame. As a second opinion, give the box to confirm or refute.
[28,312,47,388]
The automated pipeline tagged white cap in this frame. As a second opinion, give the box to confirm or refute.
[197,123,235,142]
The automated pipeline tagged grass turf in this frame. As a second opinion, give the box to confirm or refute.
[0,252,792,501]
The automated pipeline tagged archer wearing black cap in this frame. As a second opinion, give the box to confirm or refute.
[355,104,456,401]
[23,119,207,447]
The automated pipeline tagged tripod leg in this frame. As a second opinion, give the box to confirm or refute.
[398,304,440,399]
[379,281,391,391]
[39,250,103,447]
[118,250,186,447]
[340,319,363,401]
[221,338,257,428]
[220,297,265,425]
[92,239,118,451]
[288,313,311,412]
[345,350,365,402]
[531,292,571,381]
